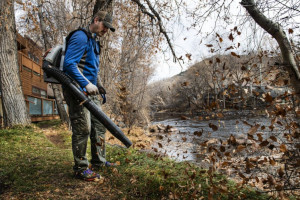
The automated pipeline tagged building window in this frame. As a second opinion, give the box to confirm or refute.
[28,52,33,59]
[33,71,41,76]
[32,86,40,95]
[41,90,47,98]
[23,65,32,72]
[43,100,53,115]
[32,86,47,97]
[28,52,40,64]
[27,96,42,115]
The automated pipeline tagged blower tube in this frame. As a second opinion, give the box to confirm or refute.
[43,62,132,148]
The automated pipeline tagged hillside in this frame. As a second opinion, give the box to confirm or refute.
[148,53,289,113]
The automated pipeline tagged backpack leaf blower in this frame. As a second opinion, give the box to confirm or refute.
[42,62,132,148]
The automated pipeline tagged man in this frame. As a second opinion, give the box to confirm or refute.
[63,11,115,181]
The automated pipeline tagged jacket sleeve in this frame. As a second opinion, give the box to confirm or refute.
[63,31,90,88]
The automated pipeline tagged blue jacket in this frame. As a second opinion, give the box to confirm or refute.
[63,29,101,89]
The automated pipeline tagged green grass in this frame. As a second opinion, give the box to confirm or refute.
[0,126,73,194]
[0,122,270,199]
[105,147,269,200]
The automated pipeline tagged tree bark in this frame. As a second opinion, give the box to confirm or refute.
[0,0,31,127]
[241,0,300,98]
[51,84,69,124]
[37,0,69,125]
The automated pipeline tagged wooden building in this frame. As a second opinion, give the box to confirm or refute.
[13,33,60,122]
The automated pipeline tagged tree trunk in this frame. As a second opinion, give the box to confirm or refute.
[0,0,31,127]
[52,84,69,124]
[37,0,69,125]
[241,0,300,99]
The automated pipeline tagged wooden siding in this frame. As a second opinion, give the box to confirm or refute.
[12,34,60,122]
[31,115,60,122]
[18,52,48,97]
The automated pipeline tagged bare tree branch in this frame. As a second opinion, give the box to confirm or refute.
[274,0,300,13]
[131,0,179,64]
[241,0,300,80]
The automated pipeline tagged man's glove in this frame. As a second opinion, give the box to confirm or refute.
[98,86,107,104]
[98,86,106,95]
[85,83,99,95]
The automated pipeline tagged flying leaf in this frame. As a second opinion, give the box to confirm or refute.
[237,145,246,152]
[268,144,275,150]
[221,161,230,167]
[257,133,263,142]
[247,124,260,135]
[181,82,189,87]
[265,93,273,103]
[224,152,231,157]
[260,140,269,147]
[269,158,276,166]
[206,44,213,47]
[157,135,163,140]
[220,145,226,152]
[267,175,276,185]
[246,160,255,169]
[280,144,287,152]
[243,121,252,127]
[225,46,234,51]
[241,66,247,71]
[248,134,254,140]
[209,123,218,131]
[228,135,237,145]
[231,52,240,58]
[288,28,293,34]
[269,136,277,142]
[194,131,203,137]
[229,33,234,41]
[238,172,246,179]
[185,53,192,60]
[278,167,284,177]
[158,143,163,148]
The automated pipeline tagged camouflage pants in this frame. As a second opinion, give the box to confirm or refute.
[63,89,107,172]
